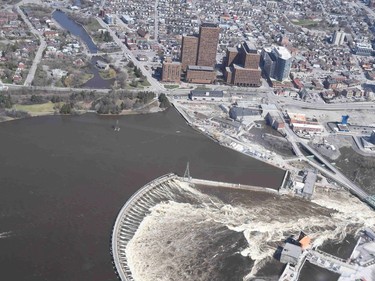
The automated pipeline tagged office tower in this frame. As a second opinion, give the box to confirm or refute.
[196,23,220,67]
[226,47,239,67]
[261,46,292,81]
[272,46,292,81]
[224,42,262,87]
[180,35,198,71]
[180,22,220,84]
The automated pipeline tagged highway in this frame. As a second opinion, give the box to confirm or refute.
[16,1,47,86]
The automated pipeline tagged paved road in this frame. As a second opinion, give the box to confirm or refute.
[95,17,165,92]
[268,92,370,201]
[154,0,159,41]
[4,83,111,94]
[16,1,47,86]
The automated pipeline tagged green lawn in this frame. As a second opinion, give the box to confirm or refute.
[164,84,180,89]
[13,102,58,115]
[140,80,151,87]
[291,19,319,27]
[85,18,102,32]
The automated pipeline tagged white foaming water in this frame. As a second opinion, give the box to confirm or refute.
[0,231,12,239]
[126,180,375,281]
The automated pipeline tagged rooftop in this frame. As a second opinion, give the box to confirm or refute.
[274,46,292,60]
[201,22,219,28]
[243,41,257,54]
[187,65,214,71]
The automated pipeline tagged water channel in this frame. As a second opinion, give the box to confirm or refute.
[52,10,113,89]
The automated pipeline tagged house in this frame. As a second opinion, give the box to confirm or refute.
[96,60,109,70]
[137,28,149,39]
[51,69,68,79]
[44,30,59,39]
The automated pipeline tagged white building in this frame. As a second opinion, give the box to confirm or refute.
[332,30,345,45]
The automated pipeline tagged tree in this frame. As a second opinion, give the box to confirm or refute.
[0,94,13,108]
[60,103,72,114]
[137,91,155,104]
[127,61,134,68]
[158,93,171,108]
[30,95,45,104]
[134,67,142,78]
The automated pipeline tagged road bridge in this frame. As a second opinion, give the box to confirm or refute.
[307,249,358,277]
[299,142,337,173]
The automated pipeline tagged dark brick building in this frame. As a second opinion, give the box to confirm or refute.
[224,42,261,87]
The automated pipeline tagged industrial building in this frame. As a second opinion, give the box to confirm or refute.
[355,43,373,56]
[229,107,261,120]
[332,30,346,45]
[286,112,324,134]
[188,90,224,101]
[265,112,285,130]
[280,243,302,265]
[361,130,375,150]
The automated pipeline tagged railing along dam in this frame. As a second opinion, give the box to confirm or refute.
[111,173,179,280]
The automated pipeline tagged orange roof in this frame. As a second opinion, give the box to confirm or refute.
[300,236,311,249]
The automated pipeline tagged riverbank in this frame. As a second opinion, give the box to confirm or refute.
[172,101,289,171]
[0,100,165,123]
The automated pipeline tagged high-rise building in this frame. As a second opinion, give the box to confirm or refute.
[225,47,238,67]
[162,57,181,83]
[261,46,292,81]
[196,23,220,67]
[180,35,198,71]
[179,23,220,84]
[224,42,261,87]
[332,30,345,45]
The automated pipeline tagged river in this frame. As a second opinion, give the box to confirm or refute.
[0,109,288,281]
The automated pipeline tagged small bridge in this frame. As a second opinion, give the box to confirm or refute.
[307,249,358,277]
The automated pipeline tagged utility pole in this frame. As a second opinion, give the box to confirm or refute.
[183,162,191,181]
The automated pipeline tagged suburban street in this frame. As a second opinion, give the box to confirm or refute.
[95,17,165,92]
[16,1,47,86]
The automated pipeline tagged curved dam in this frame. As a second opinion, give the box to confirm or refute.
[111,174,280,280]
[112,174,180,280]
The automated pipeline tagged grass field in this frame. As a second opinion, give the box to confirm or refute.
[291,19,319,27]
[13,102,59,115]
[164,84,180,89]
